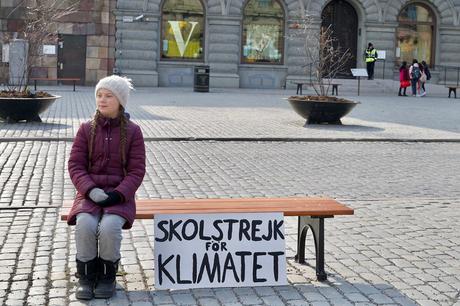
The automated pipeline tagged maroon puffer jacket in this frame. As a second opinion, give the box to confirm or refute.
[67,115,146,229]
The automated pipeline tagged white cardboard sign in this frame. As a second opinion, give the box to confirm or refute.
[154,212,287,289]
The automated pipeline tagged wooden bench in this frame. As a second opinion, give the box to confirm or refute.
[292,82,342,96]
[30,77,80,91]
[446,85,460,98]
[61,197,354,281]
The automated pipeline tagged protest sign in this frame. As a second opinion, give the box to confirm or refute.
[154,212,287,289]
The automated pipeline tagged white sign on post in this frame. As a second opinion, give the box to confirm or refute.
[351,68,368,77]
[351,68,368,96]
[377,50,386,60]
[154,212,287,290]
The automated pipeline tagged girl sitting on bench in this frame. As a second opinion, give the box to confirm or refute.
[67,75,146,300]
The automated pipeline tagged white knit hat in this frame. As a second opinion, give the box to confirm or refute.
[95,75,134,108]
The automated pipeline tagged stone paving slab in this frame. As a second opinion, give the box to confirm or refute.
[1,82,459,141]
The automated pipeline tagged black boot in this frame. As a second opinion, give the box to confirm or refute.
[76,258,97,300]
[398,88,402,96]
[94,258,119,299]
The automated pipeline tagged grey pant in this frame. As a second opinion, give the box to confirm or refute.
[75,212,126,262]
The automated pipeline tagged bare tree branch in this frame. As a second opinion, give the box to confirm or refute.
[287,14,352,96]
[3,0,78,93]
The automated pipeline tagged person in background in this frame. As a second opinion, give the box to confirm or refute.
[398,61,410,96]
[420,60,431,95]
[365,43,378,80]
[409,59,421,96]
[418,64,427,96]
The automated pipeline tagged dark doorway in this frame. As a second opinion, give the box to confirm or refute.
[57,35,86,85]
[321,0,358,78]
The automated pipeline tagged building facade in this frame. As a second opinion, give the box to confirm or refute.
[0,0,116,85]
[114,0,460,88]
[1,0,460,87]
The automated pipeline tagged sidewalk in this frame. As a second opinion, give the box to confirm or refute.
[0,82,459,306]
[1,80,459,141]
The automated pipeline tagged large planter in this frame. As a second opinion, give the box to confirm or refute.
[0,95,60,123]
[287,96,359,125]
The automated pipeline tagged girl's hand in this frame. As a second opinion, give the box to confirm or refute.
[88,188,109,203]
[96,191,123,207]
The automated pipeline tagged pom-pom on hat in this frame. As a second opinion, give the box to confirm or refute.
[95,75,134,108]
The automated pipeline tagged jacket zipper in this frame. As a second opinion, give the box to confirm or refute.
[105,121,111,188]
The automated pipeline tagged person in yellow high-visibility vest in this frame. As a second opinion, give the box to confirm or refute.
[365,43,378,80]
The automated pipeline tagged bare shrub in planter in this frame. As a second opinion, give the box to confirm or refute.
[1,0,78,97]
[0,0,77,122]
[286,14,359,124]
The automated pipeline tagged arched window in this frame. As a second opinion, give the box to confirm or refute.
[241,0,284,64]
[161,0,204,61]
[396,3,435,66]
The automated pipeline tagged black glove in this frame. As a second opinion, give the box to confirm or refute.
[96,191,123,207]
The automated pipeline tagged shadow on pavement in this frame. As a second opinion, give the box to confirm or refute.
[121,277,417,305]
[288,121,385,133]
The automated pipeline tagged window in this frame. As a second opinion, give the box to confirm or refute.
[161,0,204,61]
[242,0,284,64]
[396,3,435,66]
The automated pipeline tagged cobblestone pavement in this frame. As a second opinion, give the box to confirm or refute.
[0,140,459,305]
[1,84,459,305]
[1,82,460,141]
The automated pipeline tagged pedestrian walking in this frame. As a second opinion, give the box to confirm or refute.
[398,61,410,96]
[67,75,146,300]
[409,59,421,96]
[420,60,431,95]
[365,42,378,80]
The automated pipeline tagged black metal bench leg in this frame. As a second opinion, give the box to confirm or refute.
[295,217,307,264]
[73,81,76,91]
[34,80,37,91]
[296,216,327,281]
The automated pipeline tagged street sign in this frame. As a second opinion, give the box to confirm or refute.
[351,68,368,77]
[350,68,368,96]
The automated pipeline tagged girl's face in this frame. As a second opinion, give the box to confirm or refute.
[96,88,120,118]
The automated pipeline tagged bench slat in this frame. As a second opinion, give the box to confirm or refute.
[60,197,354,220]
